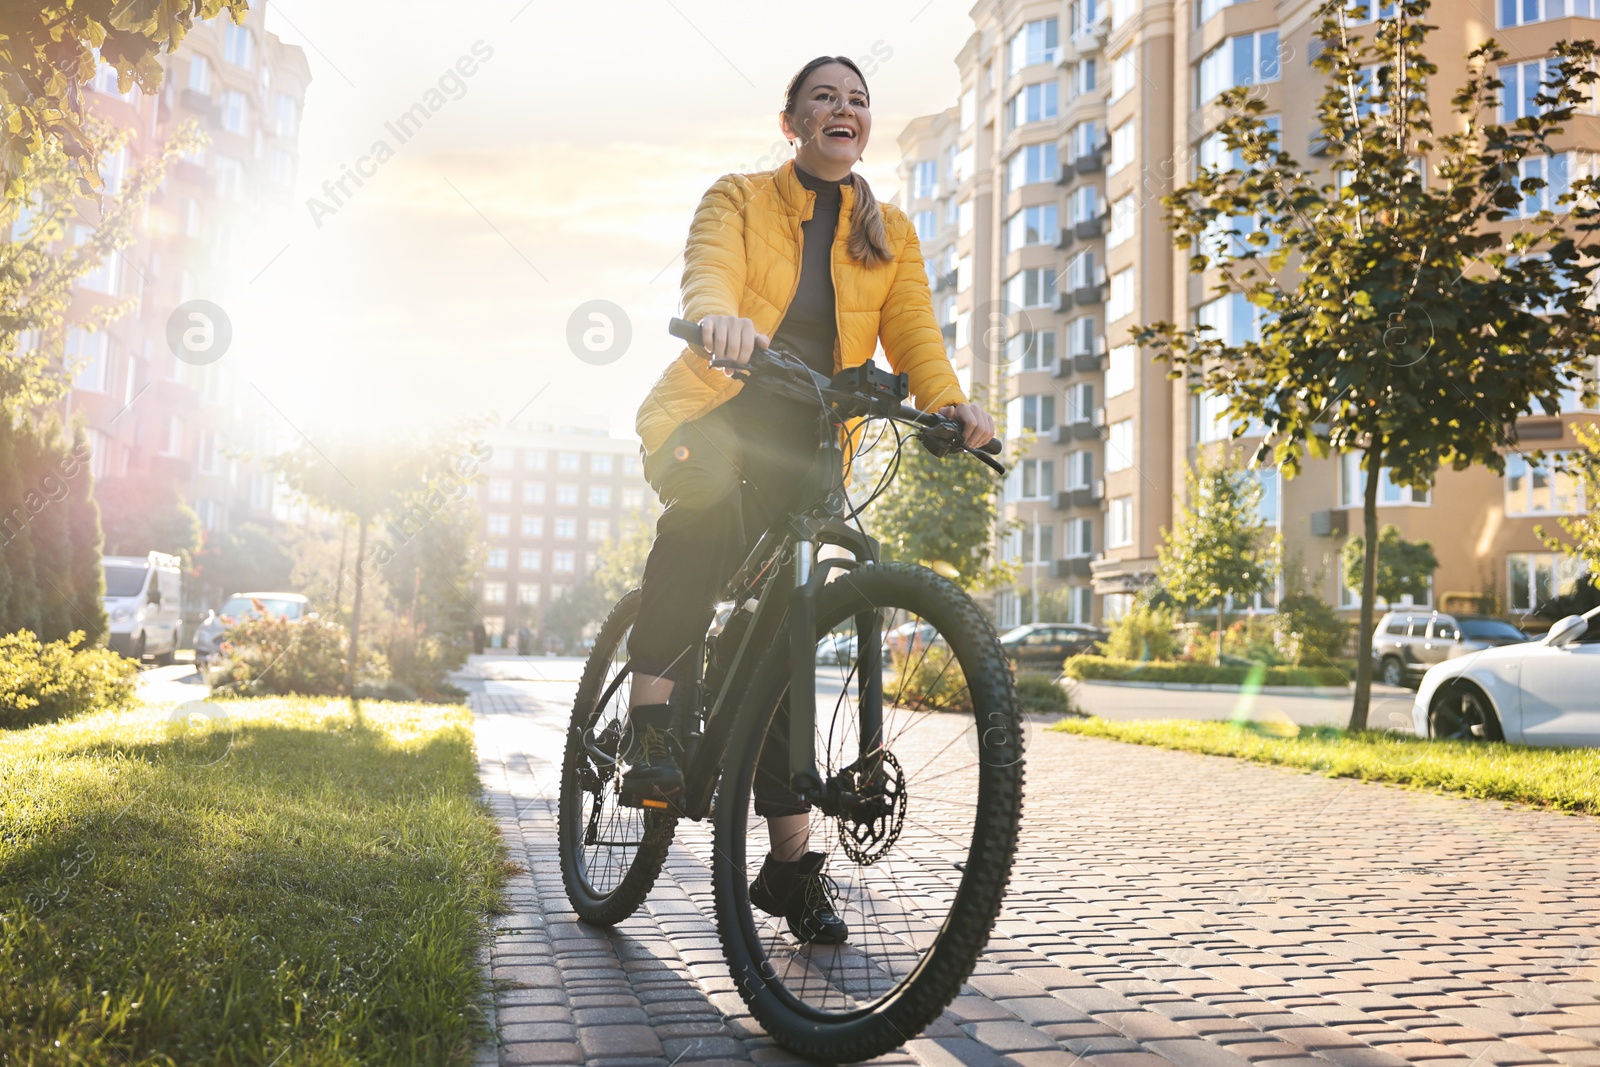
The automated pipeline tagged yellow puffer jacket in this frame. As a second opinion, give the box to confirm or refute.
[635,158,968,459]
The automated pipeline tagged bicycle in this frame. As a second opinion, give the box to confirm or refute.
[558,316,1026,1063]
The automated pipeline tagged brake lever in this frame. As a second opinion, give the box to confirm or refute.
[967,446,1007,476]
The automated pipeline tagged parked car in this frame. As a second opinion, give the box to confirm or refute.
[1371,610,1530,688]
[885,620,940,658]
[816,632,858,665]
[1412,605,1600,746]
[195,592,312,671]
[999,623,1107,669]
[103,552,183,665]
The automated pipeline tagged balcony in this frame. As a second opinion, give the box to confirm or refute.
[1050,557,1095,579]
[932,269,959,293]
[941,322,957,343]
[1053,421,1100,444]
[1056,226,1075,250]
[1074,216,1104,240]
[1074,149,1107,175]
[1072,283,1104,307]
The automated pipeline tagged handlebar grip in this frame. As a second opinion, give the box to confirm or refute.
[668,317,702,345]
[978,438,1003,456]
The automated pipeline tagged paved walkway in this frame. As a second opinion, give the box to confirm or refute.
[464,656,1600,1067]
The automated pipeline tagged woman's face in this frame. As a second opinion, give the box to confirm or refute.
[781,61,871,175]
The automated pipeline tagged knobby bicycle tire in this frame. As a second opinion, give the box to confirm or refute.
[558,589,677,925]
[712,562,1025,1062]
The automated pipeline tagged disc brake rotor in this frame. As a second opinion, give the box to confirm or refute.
[834,749,907,864]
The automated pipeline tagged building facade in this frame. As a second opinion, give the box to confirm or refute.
[900,0,1600,629]
[472,419,656,648]
[68,4,309,543]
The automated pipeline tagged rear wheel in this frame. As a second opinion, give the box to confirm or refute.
[1429,683,1503,742]
[558,590,677,925]
[713,562,1024,1063]
[1380,656,1407,688]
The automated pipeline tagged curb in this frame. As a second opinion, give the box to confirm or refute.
[1076,679,1357,697]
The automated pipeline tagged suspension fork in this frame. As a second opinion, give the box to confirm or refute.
[856,607,883,758]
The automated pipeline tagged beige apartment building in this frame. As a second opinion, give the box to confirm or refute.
[900,0,1600,629]
[68,4,309,553]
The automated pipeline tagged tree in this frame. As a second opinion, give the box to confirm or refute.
[1340,525,1439,606]
[190,522,293,606]
[0,1,246,200]
[1536,422,1600,596]
[1156,454,1278,663]
[1133,0,1600,726]
[95,471,202,562]
[866,397,1016,592]
[542,517,655,651]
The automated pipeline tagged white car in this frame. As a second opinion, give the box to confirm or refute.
[1412,605,1600,747]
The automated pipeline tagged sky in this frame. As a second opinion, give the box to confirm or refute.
[226,0,977,441]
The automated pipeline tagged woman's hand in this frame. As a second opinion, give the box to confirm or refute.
[938,402,996,450]
[696,315,769,374]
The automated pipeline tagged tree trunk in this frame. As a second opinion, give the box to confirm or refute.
[347,515,368,698]
[1215,600,1224,666]
[1349,444,1384,731]
[335,520,349,611]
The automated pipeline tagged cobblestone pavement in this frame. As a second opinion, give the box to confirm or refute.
[464,656,1600,1067]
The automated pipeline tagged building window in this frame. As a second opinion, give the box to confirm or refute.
[1007,81,1060,130]
[1004,267,1058,309]
[558,451,581,472]
[960,86,977,130]
[487,514,510,536]
[587,518,609,540]
[220,89,249,135]
[488,478,512,503]
[1007,18,1061,75]
[557,484,579,506]
[517,584,540,606]
[1111,50,1136,102]
[1197,115,1281,177]
[591,453,614,474]
[1070,58,1098,98]
[1106,343,1136,397]
[1338,453,1431,507]
[622,488,645,509]
[1255,469,1280,526]
[1108,120,1135,175]
[554,551,576,574]
[622,454,640,475]
[519,549,542,571]
[486,548,507,570]
[189,56,212,94]
[1507,553,1588,612]
[521,516,544,538]
[1195,290,1260,348]
[1198,0,1247,22]
[1500,0,1597,27]
[555,518,576,539]
[589,485,612,507]
[1107,496,1134,547]
[1107,193,1136,249]
[1506,152,1600,217]
[1068,121,1102,164]
[912,159,938,199]
[223,21,255,68]
[1005,142,1059,191]
[1505,452,1584,515]
[1019,520,1056,564]
[1065,382,1096,424]
[1106,419,1135,472]
[215,155,245,201]
[1007,459,1056,502]
[1065,449,1096,490]
[524,448,548,469]
[1066,185,1100,228]
[1066,517,1095,556]
[482,581,507,605]
[1067,316,1098,358]
[73,226,118,295]
[1197,31,1280,104]
[273,93,298,136]
[1006,394,1057,434]
[1107,268,1134,321]
[268,148,294,186]
[1007,330,1057,371]
[67,329,110,392]
[1066,249,1097,293]
[522,482,546,505]
[1003,204,1059,254]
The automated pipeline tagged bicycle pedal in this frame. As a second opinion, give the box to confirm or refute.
[618,779,683,813]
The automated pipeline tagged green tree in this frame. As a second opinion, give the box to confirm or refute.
[541,516,656,651]
[1536,422,1600,595]
[95,472,202,562]
[191,522,293,606]
[1134,0,1600,726]
[1340,525,1440,607]
[1156,454,1277,663]
[0,1,245,200]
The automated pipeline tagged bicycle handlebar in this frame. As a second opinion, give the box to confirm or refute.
[667,317,1004,463]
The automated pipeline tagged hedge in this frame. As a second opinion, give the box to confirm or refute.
[1063,656,1350,688]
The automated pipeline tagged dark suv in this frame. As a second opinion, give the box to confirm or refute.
[999,623,1106,669]
[1371,611,1529,688]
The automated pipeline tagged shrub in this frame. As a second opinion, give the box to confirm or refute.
[0,630,136,727]
[1273,593,1352,665]
[1014,671,1082,716]
[1098,604,1182,662]
[1063,655,1349,688]
[888,645,972,714]
[374,620,469,700]
[212,614,386,697]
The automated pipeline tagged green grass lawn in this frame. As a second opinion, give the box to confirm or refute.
[0,696,508,1065]
[1051,716,1600,814]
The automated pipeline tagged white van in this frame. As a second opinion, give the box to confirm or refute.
[103,552,183,664]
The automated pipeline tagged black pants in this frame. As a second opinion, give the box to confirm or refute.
[628,388,824,817]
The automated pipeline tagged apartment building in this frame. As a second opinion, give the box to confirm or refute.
[902,0,1600,628]
[472,419,656,647]
[68,5,309,540]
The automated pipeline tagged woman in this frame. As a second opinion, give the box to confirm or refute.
[621,54,996,943]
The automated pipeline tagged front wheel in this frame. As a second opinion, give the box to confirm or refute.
[558,590,677,925]
[713,562,1025,1063]
[1429,683,1503,742]
[1380,656,1407,688]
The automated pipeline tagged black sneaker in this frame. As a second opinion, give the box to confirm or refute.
[748,851,849,945]
[617,703,682,811]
